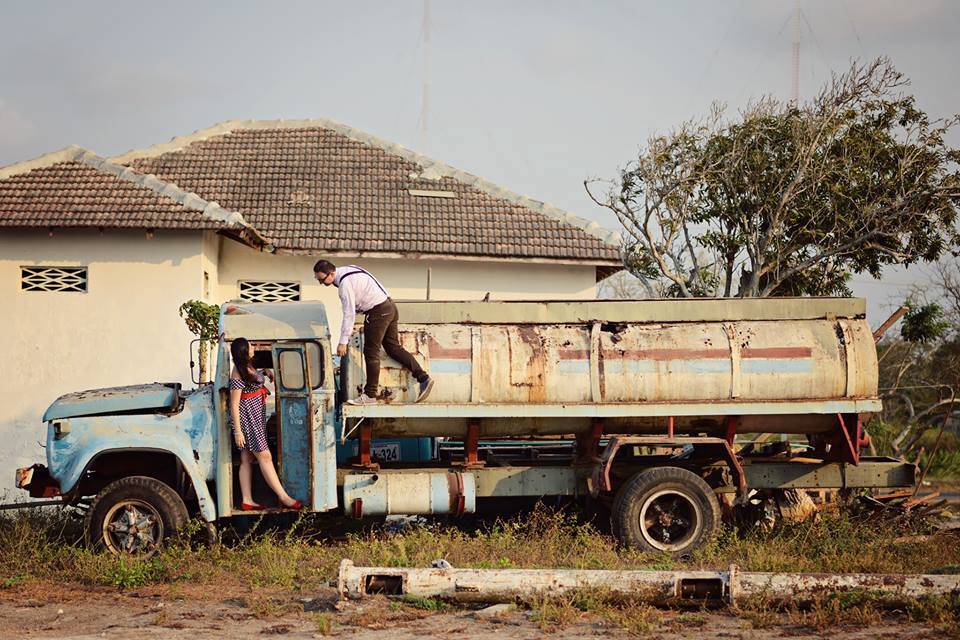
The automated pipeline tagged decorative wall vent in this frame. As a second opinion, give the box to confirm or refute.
[21,266,88,292]
[239,281,301,302]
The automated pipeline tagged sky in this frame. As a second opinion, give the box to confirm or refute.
[1,0,958,320]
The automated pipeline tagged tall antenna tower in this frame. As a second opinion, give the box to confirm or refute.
[419,0,431,152]
[791,0,801,104]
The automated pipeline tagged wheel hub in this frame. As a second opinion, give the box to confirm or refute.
[639,489,701,551]
[103,500,163,555]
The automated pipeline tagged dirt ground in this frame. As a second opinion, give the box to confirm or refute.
[0,582,950,640]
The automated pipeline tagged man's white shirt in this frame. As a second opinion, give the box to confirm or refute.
[333,266,389,346]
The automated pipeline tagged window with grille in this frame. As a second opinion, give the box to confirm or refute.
[21,266,88,292]
[238,281,301,302]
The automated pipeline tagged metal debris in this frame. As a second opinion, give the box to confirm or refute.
[859,490,950,522]
[337,559,960,604]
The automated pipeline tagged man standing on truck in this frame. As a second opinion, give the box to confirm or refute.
[314,260,434,405]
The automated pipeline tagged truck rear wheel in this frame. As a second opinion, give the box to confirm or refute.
[611,466,720,556]
[84,476,189,556]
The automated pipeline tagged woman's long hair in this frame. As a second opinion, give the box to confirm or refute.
[230,338,256,384]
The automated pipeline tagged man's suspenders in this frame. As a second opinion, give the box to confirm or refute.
[336,266,389,296]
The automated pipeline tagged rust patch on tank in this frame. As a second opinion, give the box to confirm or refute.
[559,349,591,360]
[516,326,547,402]
[741,347,812,358]
[598,339,607,398]
[600,348,729,360]
[596,346,812,360]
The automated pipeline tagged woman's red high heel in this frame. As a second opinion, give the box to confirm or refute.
[284,500,303,511]
[241,502,265,511]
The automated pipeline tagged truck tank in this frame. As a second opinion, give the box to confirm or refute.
[341,298,880,438]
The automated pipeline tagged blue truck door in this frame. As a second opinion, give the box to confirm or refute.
[305,341,338,511]
[272,342,313,505]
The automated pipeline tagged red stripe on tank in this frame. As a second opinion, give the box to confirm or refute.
[427,337,471,359]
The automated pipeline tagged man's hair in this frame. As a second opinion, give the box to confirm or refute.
[313,259,336,275]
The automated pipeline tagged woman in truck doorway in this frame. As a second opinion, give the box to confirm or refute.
[229,337,302,511]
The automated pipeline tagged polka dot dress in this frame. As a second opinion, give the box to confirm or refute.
[230,371,269,453]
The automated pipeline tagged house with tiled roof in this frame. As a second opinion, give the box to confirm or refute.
[0,119,621,489]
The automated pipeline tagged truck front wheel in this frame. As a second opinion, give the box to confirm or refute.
[611,466,720,556]
[84,476,189,556]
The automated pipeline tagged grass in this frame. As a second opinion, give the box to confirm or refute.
[735,591,960,636]
[1,504,959,633]
[399,594,449,611]
[312,612,334,635]
[3,504,959,586]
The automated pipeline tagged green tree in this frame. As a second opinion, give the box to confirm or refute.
[878,286,959,455]
[178,299,220,383]
[586,58,960,298]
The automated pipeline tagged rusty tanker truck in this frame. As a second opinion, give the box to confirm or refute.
[17,298,914,556]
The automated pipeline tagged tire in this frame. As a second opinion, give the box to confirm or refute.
[84,476,189,556]
[611,466,721,556]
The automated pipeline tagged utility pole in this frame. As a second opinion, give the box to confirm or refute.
[419,0,431,152]
[791,0,801,104]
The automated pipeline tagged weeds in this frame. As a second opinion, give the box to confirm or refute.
[736,595,782,630]
[907,595,960,635]
[671,611,708,629]
[692,509,956,574]
[245,596,300,619]
[343,598,430,628]
[99,556,168,589]
[399,595,449,611]
[527,587,661,633]
[3,505,957,588]
[2,503,959,635]
[528,593,583,632]
[737,591,960,635]
[313,612,334,635]
[793,591,886,630]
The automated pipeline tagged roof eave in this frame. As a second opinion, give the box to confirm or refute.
[271,246,622,267]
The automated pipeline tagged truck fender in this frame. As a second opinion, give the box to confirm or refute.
[55,437,217,522]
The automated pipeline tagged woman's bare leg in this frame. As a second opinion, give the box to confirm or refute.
[239,449,255,504]
[253,449,296,506]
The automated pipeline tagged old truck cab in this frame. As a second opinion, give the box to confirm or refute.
[17,302,343,553]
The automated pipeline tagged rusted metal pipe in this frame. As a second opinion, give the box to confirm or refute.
[872,305,909,343]
[337,560,960,604]
[0,499,63,511]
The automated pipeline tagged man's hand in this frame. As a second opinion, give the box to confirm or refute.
[337,344,347,357]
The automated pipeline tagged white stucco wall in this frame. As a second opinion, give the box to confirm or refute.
[2,229,207,500]
[2,232,603,501]
[216,241,599,344]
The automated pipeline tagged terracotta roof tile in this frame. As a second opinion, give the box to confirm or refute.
[0,148,265,245]
[124,124,621,263]
[0,162,224,230]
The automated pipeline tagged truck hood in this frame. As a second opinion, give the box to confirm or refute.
[42,383,181,421]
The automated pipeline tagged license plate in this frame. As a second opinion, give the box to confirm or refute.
[372,442,401,462]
